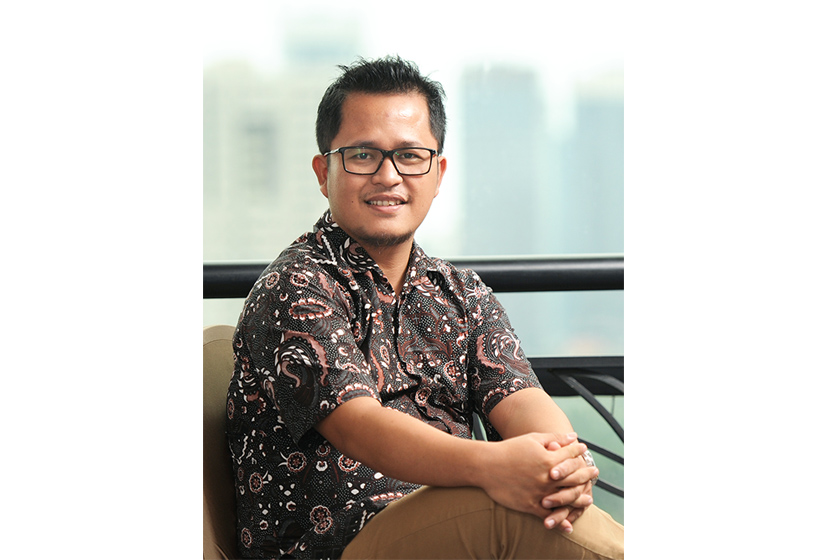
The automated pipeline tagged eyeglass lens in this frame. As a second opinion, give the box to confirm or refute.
[342,147,433,175]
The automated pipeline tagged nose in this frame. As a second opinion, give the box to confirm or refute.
[372,154,403,187]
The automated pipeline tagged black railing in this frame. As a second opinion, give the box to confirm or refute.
[204,255,624,498]
[531,356,624,498]
[203,254,624,298]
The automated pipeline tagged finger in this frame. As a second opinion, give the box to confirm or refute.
[554,465,599,486]
[547,443,587,472]
[541,485,593,510]
[565,507,587,526]
[560,518,574,533]
[545,432,578,452]
[544,506,573,532]
[549,447,590,480]
[555,432,578,446]
[532,432,561,448]
[568,491,594,510]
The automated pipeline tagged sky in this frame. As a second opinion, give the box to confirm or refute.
[203,1,625,64]
[202,0,625,103]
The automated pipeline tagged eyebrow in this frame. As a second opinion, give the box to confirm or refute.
[349,140,427,149]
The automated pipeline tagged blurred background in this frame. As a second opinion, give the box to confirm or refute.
[204,0,624,521]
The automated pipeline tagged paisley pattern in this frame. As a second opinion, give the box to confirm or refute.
[226,211,540,559]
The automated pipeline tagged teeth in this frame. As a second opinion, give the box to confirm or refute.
[368,200,403,206]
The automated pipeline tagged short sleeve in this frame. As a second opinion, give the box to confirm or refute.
[460,270,543,419]
[235,263,380,443]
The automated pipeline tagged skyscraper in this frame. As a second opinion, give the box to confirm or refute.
[460,65,547,256]
[554,69,624,355]
[557,69,624,256]
[203,16,363,264]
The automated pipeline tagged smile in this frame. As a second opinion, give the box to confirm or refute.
[367,200,405,207]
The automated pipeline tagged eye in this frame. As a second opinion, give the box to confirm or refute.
[395,149,430,165]
[347,148,374,161]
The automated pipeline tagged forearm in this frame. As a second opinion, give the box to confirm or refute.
[315,395,588,520]
[488,387,575,440]
[316,396,486,488]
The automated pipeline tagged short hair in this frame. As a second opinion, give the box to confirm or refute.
[316,55,447,154]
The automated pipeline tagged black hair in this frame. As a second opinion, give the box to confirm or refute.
[315,55,447,154]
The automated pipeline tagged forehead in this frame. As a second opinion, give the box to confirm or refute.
[336,92,433,145]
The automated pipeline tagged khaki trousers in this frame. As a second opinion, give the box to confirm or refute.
[342,486,624,559]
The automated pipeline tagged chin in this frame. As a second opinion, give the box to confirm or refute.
[357,229,414,249]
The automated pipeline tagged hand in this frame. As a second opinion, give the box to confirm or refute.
[540,436,598,532]
[478,433,589,522]
[541,480,593,532]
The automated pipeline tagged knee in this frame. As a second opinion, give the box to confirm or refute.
[560,505,624,559]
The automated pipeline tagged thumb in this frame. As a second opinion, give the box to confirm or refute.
[544,432,578,450]
[531,432,564,449]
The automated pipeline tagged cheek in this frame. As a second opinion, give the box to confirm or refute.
[421,187,438,206]
[329,190,360,216]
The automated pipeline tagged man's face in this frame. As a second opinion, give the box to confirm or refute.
[313,92,447,252]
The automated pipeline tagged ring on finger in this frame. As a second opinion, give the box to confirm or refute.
[582,450,599,485]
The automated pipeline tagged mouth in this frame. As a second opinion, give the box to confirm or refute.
[367,200,405,207]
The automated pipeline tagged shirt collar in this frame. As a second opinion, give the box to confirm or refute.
[313,210,449,284]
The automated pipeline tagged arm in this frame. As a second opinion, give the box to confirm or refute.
[456,272,595,529]
[487,386,576,440]
[488,387,599,530]
[315,395,589,521]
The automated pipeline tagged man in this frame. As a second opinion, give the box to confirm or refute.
[226,56,624,559]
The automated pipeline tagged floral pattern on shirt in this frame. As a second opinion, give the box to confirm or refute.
[226,211,541,559]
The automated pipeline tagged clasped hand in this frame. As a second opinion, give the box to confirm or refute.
[543,432,596,532]
[481,432,597,534]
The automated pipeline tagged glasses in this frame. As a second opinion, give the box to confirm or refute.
[323,146,438,176]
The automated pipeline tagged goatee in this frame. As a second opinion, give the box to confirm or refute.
[359,230,414,249]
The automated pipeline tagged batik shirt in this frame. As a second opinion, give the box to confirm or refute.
[226,211,541,559]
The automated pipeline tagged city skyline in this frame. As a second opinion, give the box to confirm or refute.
[203,57,623,260]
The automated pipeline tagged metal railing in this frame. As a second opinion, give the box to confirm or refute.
[204,254,624,497]
[203,254,623,298]
[531,356,624,498]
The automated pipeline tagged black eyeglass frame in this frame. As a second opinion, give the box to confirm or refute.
[323,146,439,176]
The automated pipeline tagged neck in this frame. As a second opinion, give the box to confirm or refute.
[360,240,413,294]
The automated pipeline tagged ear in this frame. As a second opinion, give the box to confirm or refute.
[433,155,447,198]
[312,155,330,198]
